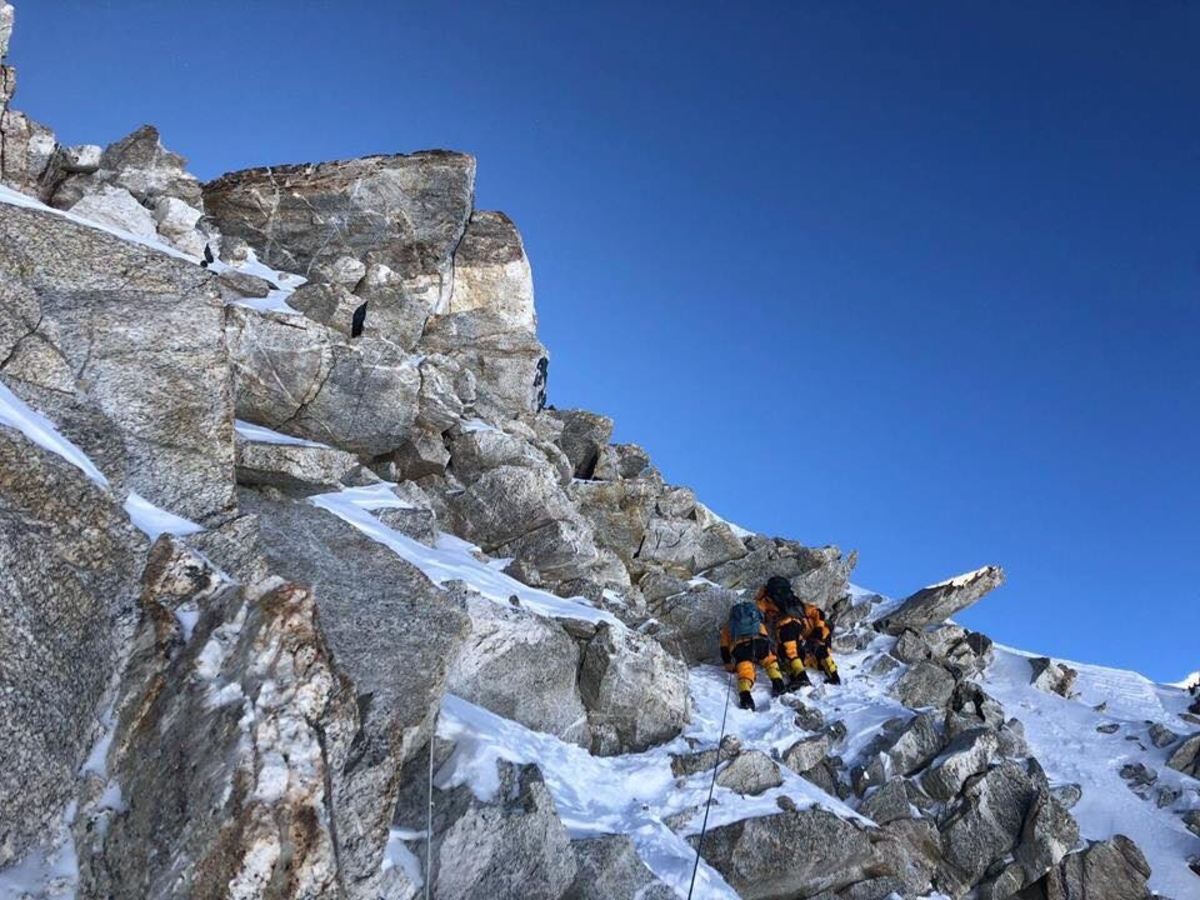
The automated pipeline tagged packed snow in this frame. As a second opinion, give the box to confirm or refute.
[122,492,204,541]
[980,646,1200,899]
[234,419,331,448]
[0,380,109,487]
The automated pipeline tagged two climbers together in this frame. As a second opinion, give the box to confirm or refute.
[719,575,841,711]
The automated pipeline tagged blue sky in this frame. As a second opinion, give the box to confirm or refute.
[12,2,1199,680]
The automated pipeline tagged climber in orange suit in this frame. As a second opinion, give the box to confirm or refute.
[719,600,786,712]
[756,575,841,687]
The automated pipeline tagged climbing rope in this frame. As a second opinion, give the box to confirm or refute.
[424,712,437,900]
[687,670,734,900]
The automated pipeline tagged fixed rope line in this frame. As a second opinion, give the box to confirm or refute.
[687,670,735,900]
[424,712,437,900]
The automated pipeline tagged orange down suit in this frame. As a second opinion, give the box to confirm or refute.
[719,621,783,694]
[754,587,839,680]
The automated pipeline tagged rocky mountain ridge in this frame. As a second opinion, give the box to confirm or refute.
[1,4,1198,898]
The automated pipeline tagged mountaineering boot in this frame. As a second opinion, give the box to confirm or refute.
[738,690,756,712]
[786,670,812,691]
[821,655,840,685]
[771,678,787,697]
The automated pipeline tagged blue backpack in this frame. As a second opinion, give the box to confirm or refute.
[728,601,764,640]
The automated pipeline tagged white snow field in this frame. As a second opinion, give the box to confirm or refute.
[982,647,1200,899]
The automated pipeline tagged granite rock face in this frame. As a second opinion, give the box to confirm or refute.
[447,592,591,746]
[0,202,236,523]
[577,622,690,755]
[204,152,475,348]
[0,431,145,868]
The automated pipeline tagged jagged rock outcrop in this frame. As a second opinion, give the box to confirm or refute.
[878,565,1005,634]
[1037,835,1152,899]
[204,152,475,349]
[1029,656,1079,698]
[0,430,145,868]
[0,202,236,522]
[81,574,358,900]
[240,488,470,895]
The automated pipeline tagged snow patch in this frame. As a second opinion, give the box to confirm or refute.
[0,380,109,487]
[122,492,203,541]
[924,566,992,591]
[381,828,425,889]
[234,419,331,448]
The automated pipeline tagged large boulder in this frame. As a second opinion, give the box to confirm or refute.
[225,304,422,457]
[66,183,158,239]
[565,835,675,900]
[715,750,783,796]
[938,760,1078,897]
[921,728,999,800]
[880,711,946,777]
[449,428,564,483]
[81,579,358,900]
[578,622,690,755]
[1165,732,1200,777]
[432,764,577,900]
[204,151,476,350]
[545,408,613,480]
[635,516,746,577]
[878,566,1005,634]
[693,807,929,900]
[0,430,146,867]
[644,582,741,663]
[453,464,599,581]
[234,431,369,494]
[239,488,470,896]
[447,593,591,747]
[93,124,203,207]
[0,202,237,522]
[890,660,958,710]
[1042,836,1151,900]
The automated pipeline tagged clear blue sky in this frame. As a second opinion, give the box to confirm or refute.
[12,2,1198,680]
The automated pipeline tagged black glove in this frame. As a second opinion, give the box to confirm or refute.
[738,690,756,711]
[771,678,786,697]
